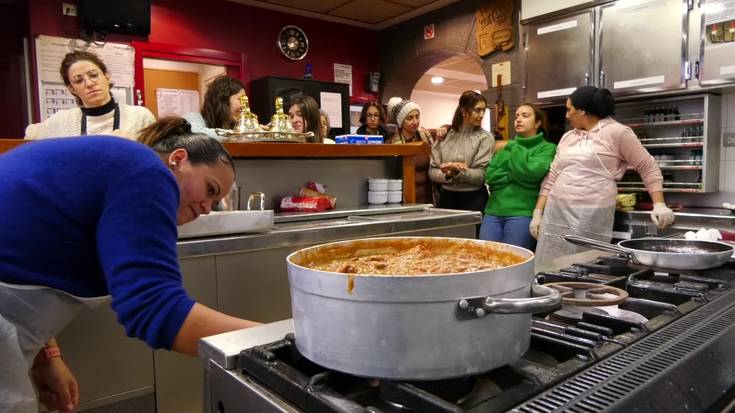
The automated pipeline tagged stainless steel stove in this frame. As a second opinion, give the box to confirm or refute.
[199,252,735,413]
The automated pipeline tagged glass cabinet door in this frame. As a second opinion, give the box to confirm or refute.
[699,0,735,85]
[599,0,689,95]
[523,10,595,104]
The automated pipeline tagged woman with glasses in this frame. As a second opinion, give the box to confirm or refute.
[356,101,391,141]
[428,90,495,216]
[25,51,155,140]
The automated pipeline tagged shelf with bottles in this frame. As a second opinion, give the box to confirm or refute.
[615,94,720,193]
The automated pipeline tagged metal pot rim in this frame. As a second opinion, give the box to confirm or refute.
[286,236,534,278]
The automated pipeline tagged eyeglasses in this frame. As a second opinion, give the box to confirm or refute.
[70,69,103,86]
[366,114,381,119]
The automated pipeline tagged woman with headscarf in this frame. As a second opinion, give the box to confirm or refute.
[428,91,495,215]
[531,86,675,269]
[25,51,155,140]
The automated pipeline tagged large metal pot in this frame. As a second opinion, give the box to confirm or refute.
[286,237,562,380]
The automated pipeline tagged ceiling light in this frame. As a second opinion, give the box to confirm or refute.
[431,76,444,85]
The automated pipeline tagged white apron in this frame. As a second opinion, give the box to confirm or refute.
[0,280,109,413]
[534,136,617,270]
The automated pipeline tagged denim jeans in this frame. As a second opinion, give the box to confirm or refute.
[479,215,536,251]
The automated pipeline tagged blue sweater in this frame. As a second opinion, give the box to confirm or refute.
[0,137,195,350]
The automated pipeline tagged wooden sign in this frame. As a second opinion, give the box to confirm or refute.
[475,0,514,57]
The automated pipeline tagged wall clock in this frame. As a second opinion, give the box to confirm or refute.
[277,25,309,60]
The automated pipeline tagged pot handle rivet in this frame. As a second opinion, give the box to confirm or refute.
[475,308,486,318]
[459,299,469,309]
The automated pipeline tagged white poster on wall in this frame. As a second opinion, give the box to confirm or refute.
[320,91,343,129]
[156,88,200,118]
[333,63,352,96]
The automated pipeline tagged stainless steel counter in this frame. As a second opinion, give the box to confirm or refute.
[615,207,735,238]
[177,205,481,258]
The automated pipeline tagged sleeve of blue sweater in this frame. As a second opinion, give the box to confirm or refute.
[96,165,195,350]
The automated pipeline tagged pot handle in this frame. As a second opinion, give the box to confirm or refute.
[456,283,562,319]
[563,235,629,255]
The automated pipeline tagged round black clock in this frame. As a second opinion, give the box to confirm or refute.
[277,25,309,61]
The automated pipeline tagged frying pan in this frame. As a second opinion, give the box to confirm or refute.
[564,235,733,270]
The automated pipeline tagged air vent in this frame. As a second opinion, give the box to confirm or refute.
[513,288,735,412]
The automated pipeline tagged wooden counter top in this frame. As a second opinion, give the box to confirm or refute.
[0,139,429,202]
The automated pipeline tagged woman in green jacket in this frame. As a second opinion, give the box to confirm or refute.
[479,103,556,250]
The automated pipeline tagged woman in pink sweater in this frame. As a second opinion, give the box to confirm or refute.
[530,87,675,269]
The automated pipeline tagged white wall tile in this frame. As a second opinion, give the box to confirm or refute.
[728,95,735,129]
[725,160,735,192]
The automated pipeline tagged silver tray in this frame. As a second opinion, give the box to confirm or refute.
[215,129,313,143]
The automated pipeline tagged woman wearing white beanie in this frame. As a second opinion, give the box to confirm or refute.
[386,97,433,144]
[386,96,436,203]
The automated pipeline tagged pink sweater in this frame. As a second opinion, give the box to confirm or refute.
[539,118,663,197]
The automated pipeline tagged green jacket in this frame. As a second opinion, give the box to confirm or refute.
[484,133,556,217]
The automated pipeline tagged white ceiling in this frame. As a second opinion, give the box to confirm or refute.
[414,55,488,96]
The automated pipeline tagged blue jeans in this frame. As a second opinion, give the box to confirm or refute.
[479,215,536,251]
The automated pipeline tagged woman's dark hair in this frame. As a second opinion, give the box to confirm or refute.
[569,86,615,118]
[289,95,323,143]
[450,90,487,131]
[359,100,386,124]
[60,51,110,106]
[518,102,549,137]
[138,117,235,173]
[201,76,246,129]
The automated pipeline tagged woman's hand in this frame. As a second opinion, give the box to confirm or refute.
[31,357,79,413]
[529,209,543,239]
[651,202,675,229]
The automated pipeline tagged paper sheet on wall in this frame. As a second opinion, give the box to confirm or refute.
[333,63,352,96]
[156,88,200,118]
[320,92,343,128]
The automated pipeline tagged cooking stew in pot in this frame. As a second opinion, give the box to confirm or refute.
[302,238,525,275]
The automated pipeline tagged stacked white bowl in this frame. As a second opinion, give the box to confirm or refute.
[387,179,402,203]
[368,178,388,204]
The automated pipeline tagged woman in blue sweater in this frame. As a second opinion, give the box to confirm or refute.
[479,103,557,250]
[0,117,259,413]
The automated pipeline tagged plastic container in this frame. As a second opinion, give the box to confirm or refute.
[368,190,388,204]
[387,190,402,203]
[387,179,403,191]
[368,178,388,191]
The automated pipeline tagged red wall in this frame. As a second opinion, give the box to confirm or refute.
[27,0,379,111]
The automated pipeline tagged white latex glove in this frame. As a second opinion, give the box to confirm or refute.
[529,209,543,239]
[651,202,675,229]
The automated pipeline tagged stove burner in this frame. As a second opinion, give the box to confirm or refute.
[549,305,608,323]
[545,282,629,306]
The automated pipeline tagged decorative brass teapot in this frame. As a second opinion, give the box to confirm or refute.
[216,94,313,143]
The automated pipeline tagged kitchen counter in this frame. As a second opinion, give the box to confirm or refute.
[177,205,480,258]
[615,207,735,238]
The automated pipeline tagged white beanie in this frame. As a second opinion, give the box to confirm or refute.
[387,97,421,127]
